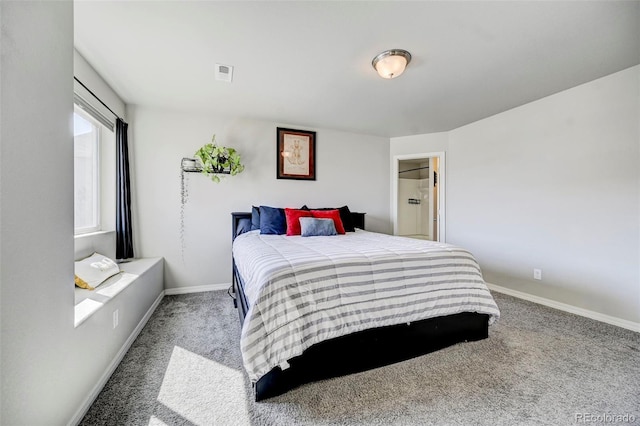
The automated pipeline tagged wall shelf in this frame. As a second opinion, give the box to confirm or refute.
[181,157,230,174]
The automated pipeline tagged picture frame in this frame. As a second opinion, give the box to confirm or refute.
[276,127,316,180]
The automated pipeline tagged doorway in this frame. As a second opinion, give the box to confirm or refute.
[392,152,445,242]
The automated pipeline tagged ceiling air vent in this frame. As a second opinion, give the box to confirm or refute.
[215,63,233,83]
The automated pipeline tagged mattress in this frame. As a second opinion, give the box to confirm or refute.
[232,229,500,382]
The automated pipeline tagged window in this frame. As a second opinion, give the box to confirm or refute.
[74,106,100,234]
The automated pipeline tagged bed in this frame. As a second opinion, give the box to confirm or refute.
[230,210,500,401]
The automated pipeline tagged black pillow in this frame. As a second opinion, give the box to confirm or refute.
[336,206,355,232]
[251,206,260,231]
[300,205,355,232]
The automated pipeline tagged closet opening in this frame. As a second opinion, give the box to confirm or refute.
[392,152,445,242]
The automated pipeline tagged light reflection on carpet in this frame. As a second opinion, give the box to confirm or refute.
[153,345,250,425]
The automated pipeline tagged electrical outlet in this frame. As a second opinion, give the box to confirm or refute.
[113,309,119,329]
[533,269,542,280]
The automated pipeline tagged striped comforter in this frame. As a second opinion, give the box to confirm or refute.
[232,229,500,382]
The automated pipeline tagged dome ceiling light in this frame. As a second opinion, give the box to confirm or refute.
[372,49,412,79]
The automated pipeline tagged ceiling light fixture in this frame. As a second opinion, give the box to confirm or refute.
[372,49,412,79]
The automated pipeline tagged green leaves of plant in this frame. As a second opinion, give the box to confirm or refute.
[194,135,245,183]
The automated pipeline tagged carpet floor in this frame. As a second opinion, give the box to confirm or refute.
[80,291,639,425]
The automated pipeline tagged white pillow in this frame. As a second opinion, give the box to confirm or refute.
[75,253,120,290]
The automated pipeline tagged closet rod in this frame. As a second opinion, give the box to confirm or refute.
[399,166,429,174]
[73,76,123,121]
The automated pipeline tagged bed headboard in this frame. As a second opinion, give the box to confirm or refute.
[231,212,252,241]
[231,211,365,241]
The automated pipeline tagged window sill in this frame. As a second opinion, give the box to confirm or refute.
[74,230,113,239]
[74,257,162,328]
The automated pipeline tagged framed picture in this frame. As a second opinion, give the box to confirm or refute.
[277,127,316,180]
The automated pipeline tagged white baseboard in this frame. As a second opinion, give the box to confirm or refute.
[164,283,230,295]
[68,291,165,426]
[486,282,640,333]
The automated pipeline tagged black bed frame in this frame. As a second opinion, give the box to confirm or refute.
[230,211,490,401]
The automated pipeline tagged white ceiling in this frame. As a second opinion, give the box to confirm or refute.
[74,1,640,138]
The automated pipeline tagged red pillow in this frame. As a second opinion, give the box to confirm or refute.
[285,208,313,236]
[310,209,345,234]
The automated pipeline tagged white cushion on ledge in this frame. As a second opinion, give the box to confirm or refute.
[75,253,120,290]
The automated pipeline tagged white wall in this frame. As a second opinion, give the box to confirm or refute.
[0,2,75,423]
[397,178,429,237]
[398,179,419,235]
[391,66,640,324]
[129,106,391,289]
[0,4,164,424]
[391,132,449,157]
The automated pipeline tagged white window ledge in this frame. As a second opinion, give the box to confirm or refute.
[74,230,113,239]
[74,257,162,327]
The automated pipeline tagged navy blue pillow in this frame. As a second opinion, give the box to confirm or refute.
[251,206,260,231]
[259,206,286,235]
[236,218,252,236]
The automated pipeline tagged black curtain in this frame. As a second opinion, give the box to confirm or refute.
[116,118,134,260]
